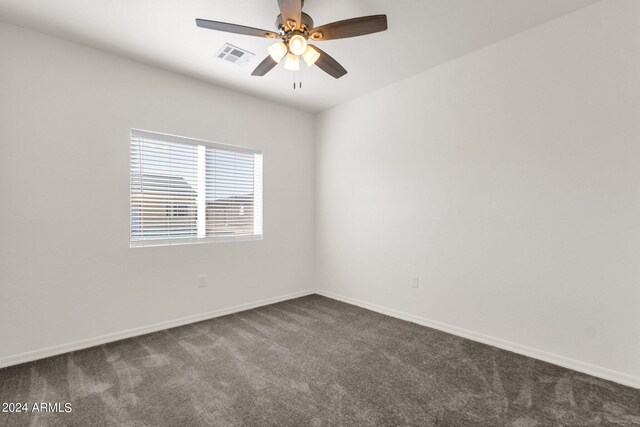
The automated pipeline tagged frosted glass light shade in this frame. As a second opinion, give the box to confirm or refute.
[268,42,288,63]
[288,35,307,56]
[284,53,300,71]
[302,45,320,66]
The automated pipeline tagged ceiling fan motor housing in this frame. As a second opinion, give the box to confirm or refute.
[276,12,314,34]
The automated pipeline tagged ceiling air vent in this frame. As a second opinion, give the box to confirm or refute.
[216,43,255,65]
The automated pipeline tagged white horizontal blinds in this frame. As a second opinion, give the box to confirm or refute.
[130,135,199,243]
[205,147,257,237]
[130,129,262,247]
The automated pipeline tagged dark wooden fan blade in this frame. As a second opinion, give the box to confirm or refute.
[309,15,387,41]
[251,56,278,76]
[310,45,347,79]
[278,0,302,29]
[196,19,279,39]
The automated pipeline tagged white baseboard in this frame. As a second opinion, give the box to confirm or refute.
[4,287,638,390]
[0,289,315,369]
[316,289,640,390]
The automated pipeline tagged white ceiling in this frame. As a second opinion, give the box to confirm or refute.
[0,0,600,112]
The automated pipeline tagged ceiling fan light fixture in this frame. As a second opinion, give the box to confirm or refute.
[268,41,288,63]
[302,45,320,66]
[288,34,308,55]
[284,53,300,71]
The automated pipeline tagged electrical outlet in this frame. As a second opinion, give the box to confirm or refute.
[197,275,206,288]
[410,275,419,288]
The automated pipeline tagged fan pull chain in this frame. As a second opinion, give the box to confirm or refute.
[292,67,303,90]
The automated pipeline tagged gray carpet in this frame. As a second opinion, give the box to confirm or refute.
[1,295,638,426]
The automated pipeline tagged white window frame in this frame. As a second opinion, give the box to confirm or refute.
[130,129,263,248]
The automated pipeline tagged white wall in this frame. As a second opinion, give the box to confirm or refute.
[0,22,315,362]
[316,0,640,386]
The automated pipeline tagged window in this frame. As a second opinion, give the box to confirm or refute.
[130,130,262,247]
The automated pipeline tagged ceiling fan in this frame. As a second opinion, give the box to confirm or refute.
[196,0,388,81]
